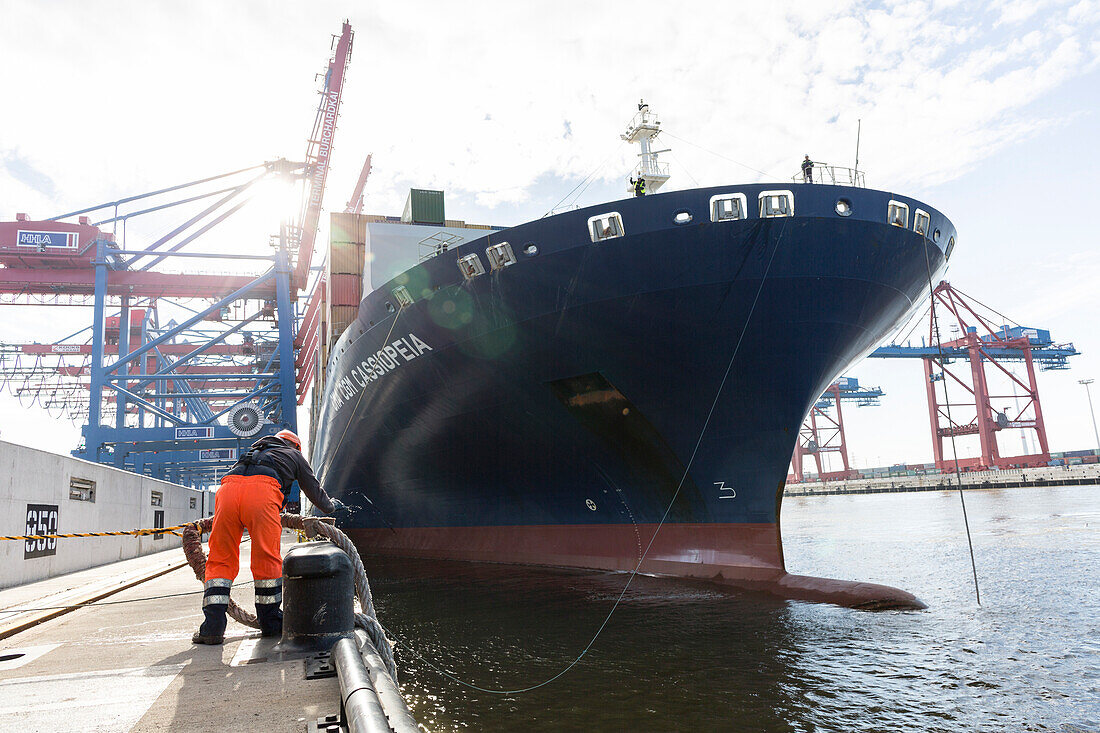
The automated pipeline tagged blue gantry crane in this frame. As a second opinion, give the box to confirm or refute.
[0,23,354,490]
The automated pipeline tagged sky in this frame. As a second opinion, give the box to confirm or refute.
[1,0,1100,470]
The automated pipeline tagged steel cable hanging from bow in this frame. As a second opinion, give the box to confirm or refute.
[921,240,981,606]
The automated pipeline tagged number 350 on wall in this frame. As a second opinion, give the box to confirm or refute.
[24,503,59,559]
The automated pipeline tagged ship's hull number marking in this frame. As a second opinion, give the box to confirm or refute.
[715,481,736,500]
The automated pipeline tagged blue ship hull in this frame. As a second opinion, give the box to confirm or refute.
[312,183,953,607]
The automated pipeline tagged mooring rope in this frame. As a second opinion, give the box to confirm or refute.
[181,514,398,681]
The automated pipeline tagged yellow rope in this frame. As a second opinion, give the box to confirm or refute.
[0,524,190,541]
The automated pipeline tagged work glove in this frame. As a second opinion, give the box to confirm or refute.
[330,498,347,514]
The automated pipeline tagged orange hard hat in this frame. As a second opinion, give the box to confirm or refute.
[275,429,301,450]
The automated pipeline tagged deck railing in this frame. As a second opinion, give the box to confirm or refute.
[791,164,866,188]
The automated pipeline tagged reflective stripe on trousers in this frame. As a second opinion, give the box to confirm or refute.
[202,578,232,607]
[254,577,282,606]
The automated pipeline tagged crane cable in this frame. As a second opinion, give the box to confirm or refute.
[921,241,982,606]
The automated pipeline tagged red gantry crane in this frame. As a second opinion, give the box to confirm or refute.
[870,281,1079,472]
[788,377,884,483]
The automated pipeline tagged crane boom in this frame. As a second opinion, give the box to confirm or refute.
[345,154,373,214]
[292,21,354,290]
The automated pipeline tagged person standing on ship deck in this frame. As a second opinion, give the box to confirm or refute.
[631,176,647,197]
[802,155,815,183]
[193,429,344,645]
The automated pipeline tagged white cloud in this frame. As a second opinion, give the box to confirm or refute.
[2,1,1097,223]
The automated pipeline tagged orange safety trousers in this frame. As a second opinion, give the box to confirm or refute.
[205,474,284,583]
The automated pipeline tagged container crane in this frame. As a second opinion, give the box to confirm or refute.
[289,21,354,291]
[0,22,355,488]
[788,377,884,483]
[344,154,373,215]
[870,281,1079,471]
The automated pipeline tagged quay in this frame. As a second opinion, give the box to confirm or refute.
[785,463,1100,496]
[0,533,418,732]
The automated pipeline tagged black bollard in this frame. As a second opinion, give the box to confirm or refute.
[272,540,354,655]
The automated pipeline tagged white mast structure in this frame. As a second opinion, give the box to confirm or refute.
[621,99,671,194]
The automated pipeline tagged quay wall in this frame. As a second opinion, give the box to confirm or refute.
[785,463,1100,497]
[0,440,203,589]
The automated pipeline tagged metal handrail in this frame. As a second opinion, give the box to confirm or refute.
[636,160,671,179]
[791,164,866,187]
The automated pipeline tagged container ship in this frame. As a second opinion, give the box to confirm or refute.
[310,104,955,608]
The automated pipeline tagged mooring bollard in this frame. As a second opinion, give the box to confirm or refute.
[273,540,354,654]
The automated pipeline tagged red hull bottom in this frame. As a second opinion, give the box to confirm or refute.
[346,523,925,610]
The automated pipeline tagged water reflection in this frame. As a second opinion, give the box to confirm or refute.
[361,486,1100,731]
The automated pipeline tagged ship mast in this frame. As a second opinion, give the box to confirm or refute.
[621,99,671,193]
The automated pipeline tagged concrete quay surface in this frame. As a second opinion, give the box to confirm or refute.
[0,534,346,732]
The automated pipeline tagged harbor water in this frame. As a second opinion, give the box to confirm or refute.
[361,485,1099,731]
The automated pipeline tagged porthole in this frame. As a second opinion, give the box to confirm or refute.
[673,210,693,225]
[523,243,538,256]
[933,228,941,243]
[945,236,956,261]
[835,199,852,216]
[385,302,396,314]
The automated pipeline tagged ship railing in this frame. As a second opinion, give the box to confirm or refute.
[636,160,671,179]
[791,165,866,188]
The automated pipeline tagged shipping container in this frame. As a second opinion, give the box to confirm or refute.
[1084,455,1099,464]
[330,212,368,244]
[402,189,445,226]
[1068,457,1084,465]
[327,305,359,339]
[328,273,362,307]
[1064,449,1094,458]
[444,219,466,228]
[329,241,365,275]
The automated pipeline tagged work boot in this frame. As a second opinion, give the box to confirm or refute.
[255,578,283,638]
[193,579,231,645]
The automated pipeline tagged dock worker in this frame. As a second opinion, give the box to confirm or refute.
[801,155,815,183]
[630,176,646,197]
[193,429,344,645]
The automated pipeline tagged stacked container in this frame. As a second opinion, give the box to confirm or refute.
[327,212,367,350]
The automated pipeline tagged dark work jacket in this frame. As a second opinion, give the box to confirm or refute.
[224,436,335,513]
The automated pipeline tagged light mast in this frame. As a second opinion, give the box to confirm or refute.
[620,100,671,193]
